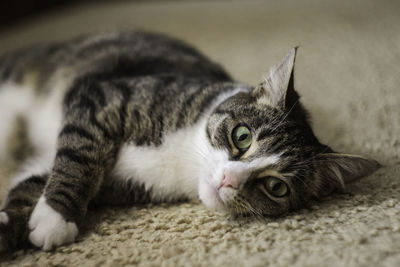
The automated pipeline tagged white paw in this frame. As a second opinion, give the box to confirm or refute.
[28,196,78,251]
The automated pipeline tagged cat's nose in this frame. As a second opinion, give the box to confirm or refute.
[219,162,249,189]
[221,171,240,189]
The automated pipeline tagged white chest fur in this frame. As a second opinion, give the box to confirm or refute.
[111,118,209,201]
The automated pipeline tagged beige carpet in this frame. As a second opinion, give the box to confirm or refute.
[1,0,400,266]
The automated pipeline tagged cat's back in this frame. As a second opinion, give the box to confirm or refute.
[0,31,231,94]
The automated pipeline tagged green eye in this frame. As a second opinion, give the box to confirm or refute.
[232,126,252,150]
[264,176,288,197]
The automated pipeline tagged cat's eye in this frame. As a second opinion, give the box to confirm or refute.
[263,176,288,197]
[232,126,252,150]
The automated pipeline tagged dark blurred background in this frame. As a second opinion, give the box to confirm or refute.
[3,0,144,30]
[1,0,75,28]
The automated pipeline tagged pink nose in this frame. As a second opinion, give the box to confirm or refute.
[221,172,239,189]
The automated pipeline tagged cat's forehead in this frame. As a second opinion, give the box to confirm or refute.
[215,92,286,126]
[214,100,298,149]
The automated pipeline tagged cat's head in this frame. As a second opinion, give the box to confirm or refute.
[199,48,380,216]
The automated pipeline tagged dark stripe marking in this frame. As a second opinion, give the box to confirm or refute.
[53,189,80,212]
[56,148,97,165]
[60,124,96,142]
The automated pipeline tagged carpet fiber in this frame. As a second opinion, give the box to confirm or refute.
[0,0,399,266]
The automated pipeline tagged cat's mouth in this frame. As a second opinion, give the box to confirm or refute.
[217,186,236,204]
[198,176,230,212]
[207,178,225,204]
[198,173,243,213]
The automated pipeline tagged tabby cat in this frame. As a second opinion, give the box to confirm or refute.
[0,31,379,252]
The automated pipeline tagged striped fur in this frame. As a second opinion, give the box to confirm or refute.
[0,31,379,252]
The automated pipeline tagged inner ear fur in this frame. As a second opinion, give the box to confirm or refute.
[255,47,298,108]
[254,47,311,124]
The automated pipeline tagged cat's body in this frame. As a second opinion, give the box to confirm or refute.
[0,31,239,205]
[0,31,379,252]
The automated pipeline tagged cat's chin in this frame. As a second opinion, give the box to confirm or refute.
[198,178,228,212]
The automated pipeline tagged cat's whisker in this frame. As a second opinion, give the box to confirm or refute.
[289,159,334,171]
[267,99,300,134]
[246,202,265,221]
[234,196,264,221]
[289,147,332,168]
[180,144,209,163]
[290,174,316,193]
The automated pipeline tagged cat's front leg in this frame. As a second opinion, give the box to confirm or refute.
[28,80,123,251]
[28,131,117,250]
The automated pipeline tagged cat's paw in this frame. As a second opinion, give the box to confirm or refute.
[28,196,78,251]
[0,211,10,252]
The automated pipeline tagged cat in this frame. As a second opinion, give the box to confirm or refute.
[0,31,380,252]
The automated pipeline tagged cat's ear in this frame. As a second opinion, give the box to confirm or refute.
[254,47,299,109]
[314,153,381,196]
